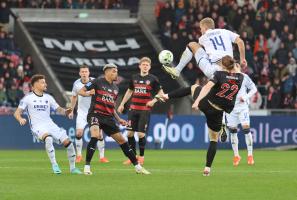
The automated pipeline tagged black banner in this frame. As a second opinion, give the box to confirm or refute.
[25,22,179,93]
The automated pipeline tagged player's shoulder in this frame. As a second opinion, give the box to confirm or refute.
[73,78,82,85]
[22,92,34,100]
[43,93,55,99]
[148,73,159,80]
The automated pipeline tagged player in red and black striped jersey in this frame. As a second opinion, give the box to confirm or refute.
[192,56,243,176]
[78,63,150,175]
[118,57,163,165]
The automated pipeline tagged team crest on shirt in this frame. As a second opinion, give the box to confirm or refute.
[45,100,48,103]
[86,82,92,87]
[146,80,150,85]
[108,89,112,92]
[114,90,118,95]
[140,81,144,83]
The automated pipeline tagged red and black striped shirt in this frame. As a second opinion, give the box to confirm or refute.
[129,74,161,111]
[85,78,118,116]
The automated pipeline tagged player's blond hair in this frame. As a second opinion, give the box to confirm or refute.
[200,17,215,29]
[139,57,151,65]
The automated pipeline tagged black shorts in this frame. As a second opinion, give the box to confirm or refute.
[192,85,202,100]
[127,110,150,133]
[198,98,223,132]
[87,113,120,136]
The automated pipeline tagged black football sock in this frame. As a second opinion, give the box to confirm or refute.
[120,142,138,165]
[128,136,137,155]
[206,141,218,168]
[85,137,98,165]
[168,87,191,99]
[139,136,146,157]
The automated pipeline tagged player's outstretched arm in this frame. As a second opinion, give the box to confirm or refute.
[14,108,27,126]
[56,107,72,117]
[118,89,133,113]
[192,81,215,110]
[78,87,95,97]
[235,37,246,67]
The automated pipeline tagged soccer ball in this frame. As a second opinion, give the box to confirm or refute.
[158,50,174,65]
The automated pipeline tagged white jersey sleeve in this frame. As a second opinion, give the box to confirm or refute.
[243,74,257,101]
[48,94,59,111]
[18,96,29,110]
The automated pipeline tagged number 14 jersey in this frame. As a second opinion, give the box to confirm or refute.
[207,71,244,113]
[199,29,239,63]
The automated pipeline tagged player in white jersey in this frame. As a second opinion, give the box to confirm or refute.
[14,74,82,175]
[69,65,109,163]
[163,17,246,79]
[225,73,257,166]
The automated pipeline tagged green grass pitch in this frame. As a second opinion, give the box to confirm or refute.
[0,150,296,200]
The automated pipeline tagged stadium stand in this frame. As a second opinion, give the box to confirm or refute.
[156,0,297,109]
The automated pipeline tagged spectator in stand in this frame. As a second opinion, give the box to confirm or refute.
[275,42,289,65]
[182,62,198,85]
[253,34,268,56]
[267,86,281,109]
[0,83,8,106]
[0,1,10,33]
[286,58,297,77]
[282,93,294,109]
[267,30,281,59]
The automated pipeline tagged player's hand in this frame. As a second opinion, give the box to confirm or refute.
[19,118,27,126]
[88,89,95,96]
[155,94,168,102]
[68,111,74,119]
[192,101,200,111]
[118,118,128,126]
[146,100,155,107]
[117,105,124,114]
[65,107,73,117]
[240,59,247,68]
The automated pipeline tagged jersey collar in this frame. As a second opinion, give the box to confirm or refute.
[33,91,43,97]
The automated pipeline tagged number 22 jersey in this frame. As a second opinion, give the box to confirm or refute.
[207,71,244,113]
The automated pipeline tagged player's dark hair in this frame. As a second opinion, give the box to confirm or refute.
[80,64,89,70]
[222,56,235,70]
[30,74,45,86]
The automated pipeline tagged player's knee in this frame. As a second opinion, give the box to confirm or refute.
[242,128,250,134]
[76,130,83,138]
[44,135,53,144]
[127,131,134,137]
[76,135,82,140]
[63,139,71,147]
[228,127,238,134]
[209,132,219,142]
[138,132,145,138]
[188,42,200,53]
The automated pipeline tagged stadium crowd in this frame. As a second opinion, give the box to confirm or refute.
[0,30,33,112]
[155,0,297,109]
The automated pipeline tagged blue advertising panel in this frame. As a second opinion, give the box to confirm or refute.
[0,115,296,149]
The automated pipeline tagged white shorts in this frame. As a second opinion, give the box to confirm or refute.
[226,107,250,128]
[194,48,220,79]
[32,124,68,144]
[76,113,88,130]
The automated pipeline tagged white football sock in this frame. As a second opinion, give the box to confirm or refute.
[45,136,57,165]
[97,139,105,159]
[230,133,239,157]
[245,132,253,156]
[175,47,193,73]
[75,137,83,156]
[66,142,76,171]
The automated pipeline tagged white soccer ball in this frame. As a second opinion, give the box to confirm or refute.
[158,50,174,65]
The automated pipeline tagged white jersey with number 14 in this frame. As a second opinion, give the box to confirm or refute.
[199,29,239,63]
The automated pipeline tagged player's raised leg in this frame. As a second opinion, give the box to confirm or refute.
[162,42,198,79]
[97,129,109,163]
